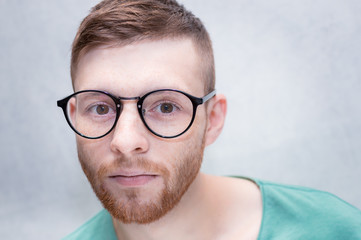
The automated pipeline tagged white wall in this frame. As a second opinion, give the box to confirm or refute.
[1,0,360,239]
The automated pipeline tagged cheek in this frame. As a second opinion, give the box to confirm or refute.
[76,137,109,171]
[161,128,206,172]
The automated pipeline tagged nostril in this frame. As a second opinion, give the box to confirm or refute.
[135,147,143,152]
[110,134,149,155]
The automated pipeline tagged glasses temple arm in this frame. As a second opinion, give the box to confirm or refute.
[201,90,217,104]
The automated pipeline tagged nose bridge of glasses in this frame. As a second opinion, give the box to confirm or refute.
[113,96,145,137]
[117,96,142,108]
[118,96,141,101]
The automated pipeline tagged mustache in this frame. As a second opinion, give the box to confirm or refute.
[97,156,170,179]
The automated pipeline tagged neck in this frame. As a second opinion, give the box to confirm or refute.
[111,174,263,240]
[112,173,216,240]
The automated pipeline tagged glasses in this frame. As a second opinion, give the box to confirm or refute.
[57,89,216,139]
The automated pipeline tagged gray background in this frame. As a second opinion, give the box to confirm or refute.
[1,0,360,239]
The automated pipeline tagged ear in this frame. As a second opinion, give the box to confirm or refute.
[204,94,227,146]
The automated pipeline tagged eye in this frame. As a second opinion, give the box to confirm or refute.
[95,105,109,115]
[154,102,180,114]
[159,103,174,113]
[87,103,115,116]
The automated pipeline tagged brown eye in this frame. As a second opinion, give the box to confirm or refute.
[160,103,174,113]
[96,105,109,115]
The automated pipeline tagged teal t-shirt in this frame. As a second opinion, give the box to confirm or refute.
[254,179,361,239]
[63,179,361,240]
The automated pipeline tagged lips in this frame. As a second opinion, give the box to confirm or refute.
[109,173,158,187]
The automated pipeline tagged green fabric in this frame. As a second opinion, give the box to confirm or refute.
[255,179,361,239]
[62,209,117,240]
[63,179,361,240]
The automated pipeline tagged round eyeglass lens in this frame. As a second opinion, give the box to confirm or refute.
[141,90,194,137]
[66,91,117,138]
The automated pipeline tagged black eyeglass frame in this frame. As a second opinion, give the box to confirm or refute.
[57,89,216,139]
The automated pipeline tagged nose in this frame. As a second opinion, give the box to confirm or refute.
[109,101,149,156]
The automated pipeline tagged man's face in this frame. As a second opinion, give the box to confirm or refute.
[74,38,208,224]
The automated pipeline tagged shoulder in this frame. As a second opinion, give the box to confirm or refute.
[62,209,117,240]
[256,180,361,240]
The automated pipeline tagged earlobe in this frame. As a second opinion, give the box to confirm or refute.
[204,94,227,146]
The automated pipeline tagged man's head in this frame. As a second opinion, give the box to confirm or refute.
[67,0,226,224]
[71,0,215,93]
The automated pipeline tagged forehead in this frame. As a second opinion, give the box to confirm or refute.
[74,38,205,97]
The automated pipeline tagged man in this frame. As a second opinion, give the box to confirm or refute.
[57,0,361,239]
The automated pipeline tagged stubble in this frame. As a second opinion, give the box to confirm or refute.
[77,134,205,224]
